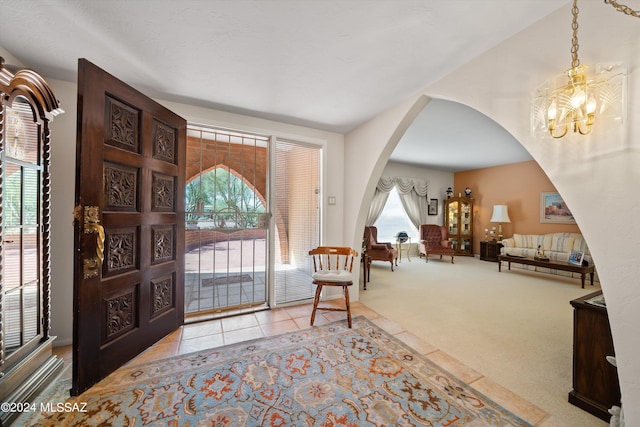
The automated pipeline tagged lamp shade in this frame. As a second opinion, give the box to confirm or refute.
[490,205,511,223]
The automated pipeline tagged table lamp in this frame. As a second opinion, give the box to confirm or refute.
[490,205,511,241]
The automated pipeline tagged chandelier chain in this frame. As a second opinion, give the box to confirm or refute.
[571,0,580,68]
[605,0,640,18]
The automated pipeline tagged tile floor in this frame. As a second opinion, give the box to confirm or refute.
[52,300,563,427]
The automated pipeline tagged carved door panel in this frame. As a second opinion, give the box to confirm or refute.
[72,59,186,395]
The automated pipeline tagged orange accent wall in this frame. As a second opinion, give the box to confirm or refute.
[454,160,581,255]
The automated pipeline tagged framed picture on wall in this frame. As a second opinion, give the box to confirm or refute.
[428,198,438,215]
[540,192,576,224]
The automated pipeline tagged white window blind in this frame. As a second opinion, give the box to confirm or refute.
[273,140,321,304]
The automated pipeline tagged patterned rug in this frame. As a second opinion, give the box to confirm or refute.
[26,317,532,426]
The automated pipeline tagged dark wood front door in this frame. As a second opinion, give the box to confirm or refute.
[72,59,186,395]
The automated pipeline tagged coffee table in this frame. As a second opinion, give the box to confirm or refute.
[498,254,595,288]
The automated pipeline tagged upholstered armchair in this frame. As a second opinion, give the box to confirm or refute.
[419,224,454,263]
[363,226,398,271]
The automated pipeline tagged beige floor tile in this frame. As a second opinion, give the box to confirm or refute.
[130,341,180,365]
[283,304,314,319]
[536,415,569,427]
[260,319,300,336]
[350,304,381,320]
[471,376,547,426]
[370,316,405,334]
[178,333,224,354]
[181,319,223,339]
[394,331,438,356]
[254,308,292,324]
[426,350,483,384]
[221,314,259,332]
[293,315,315,329]
[160,328,183,343]
[223,326,264,345]
[321,311,351,323]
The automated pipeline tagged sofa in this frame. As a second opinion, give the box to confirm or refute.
[500,232,596,280]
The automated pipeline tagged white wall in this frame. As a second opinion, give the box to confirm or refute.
[48,79,78,347]
[344,3,640,424]
[46,84,345,346]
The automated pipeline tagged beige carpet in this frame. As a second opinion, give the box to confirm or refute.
[359,250,608,427]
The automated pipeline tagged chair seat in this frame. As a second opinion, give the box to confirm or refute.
[312,270,354,283]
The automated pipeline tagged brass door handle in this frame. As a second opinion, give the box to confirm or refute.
[87,222,105,266]
[76,205,105,279]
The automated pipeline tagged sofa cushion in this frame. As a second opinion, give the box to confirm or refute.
[572,237,590,254]
[551,234,575,253]
[512,234,551,250]
[512,234,524,248]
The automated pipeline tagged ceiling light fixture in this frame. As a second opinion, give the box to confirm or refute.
[531,0,629,139]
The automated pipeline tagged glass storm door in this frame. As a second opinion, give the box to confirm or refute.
[184,126,268,315]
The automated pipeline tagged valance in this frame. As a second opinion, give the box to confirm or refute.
[375,177,428,196]
[367,177,430,228]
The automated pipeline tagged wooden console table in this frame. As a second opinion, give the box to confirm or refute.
[498,254,595,288]
[569,291,621,421]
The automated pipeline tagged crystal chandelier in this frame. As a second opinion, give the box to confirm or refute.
[531,0,628,139]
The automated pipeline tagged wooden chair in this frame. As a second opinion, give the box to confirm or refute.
[309,246,357,328]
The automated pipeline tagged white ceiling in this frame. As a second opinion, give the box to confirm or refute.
[0,0,567,171]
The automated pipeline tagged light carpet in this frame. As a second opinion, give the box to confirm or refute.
[26,317,532,426]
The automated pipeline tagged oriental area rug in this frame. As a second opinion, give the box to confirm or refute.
[26,317,532,426]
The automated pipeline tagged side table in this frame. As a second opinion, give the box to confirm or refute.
[480,240,503,262]
[395,237,411,263]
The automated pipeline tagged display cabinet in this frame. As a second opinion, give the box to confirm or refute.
[445,196,473,256]
[1,58,64,426]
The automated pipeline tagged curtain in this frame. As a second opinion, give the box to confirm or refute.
[365,177,394,225]
[366,176,429,228]
[396,177,429,229]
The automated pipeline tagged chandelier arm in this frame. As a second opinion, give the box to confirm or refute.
[577,121,593,135]
[604,0,640,18]
[549,120,570,139]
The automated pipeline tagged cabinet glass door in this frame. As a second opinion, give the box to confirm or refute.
[460,238,472,254]
[1,100,43,361]
[448,201,459,234]
[461,200,471,235]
